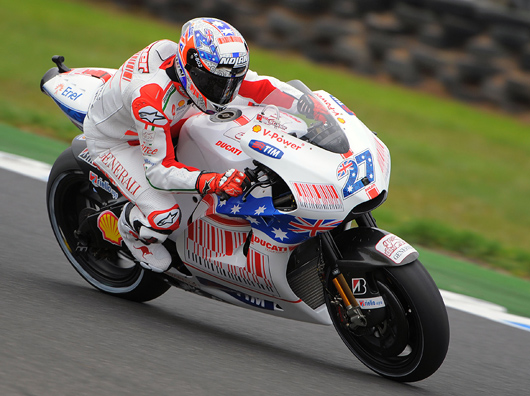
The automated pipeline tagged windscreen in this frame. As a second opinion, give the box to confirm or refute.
[298,118,350,154]
[287,81,350,154]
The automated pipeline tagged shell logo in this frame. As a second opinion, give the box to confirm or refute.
[252,125,261,132]
[338,118,345,124]
[178,100,185,107]
[97,210,122,246]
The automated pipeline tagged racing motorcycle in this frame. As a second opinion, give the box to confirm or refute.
[41,55,449,382]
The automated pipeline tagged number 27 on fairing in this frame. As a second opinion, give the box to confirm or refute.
[337,149,375,199]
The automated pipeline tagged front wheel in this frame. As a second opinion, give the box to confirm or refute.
[46,149,170,302]
[325,260,449,382]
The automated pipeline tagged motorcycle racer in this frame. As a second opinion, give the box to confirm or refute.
[84,17,321,273]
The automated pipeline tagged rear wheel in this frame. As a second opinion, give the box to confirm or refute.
[325,260,449,382]
[46,151,170,302]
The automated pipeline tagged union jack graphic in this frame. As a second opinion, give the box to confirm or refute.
[193,29,220,63]
[288,218,343,237]
[337,159,355,179]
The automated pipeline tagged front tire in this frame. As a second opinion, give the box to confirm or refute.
[325,260,449,382]
[46,149,170,302]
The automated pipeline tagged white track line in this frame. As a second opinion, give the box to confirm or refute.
[0,151,52,182]
[1,150,529,333]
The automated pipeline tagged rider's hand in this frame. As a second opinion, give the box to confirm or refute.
[196,169,250,200]
[297,94,327,123]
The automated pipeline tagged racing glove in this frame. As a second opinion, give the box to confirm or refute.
[297,93,327,123]
[196,169,250,200]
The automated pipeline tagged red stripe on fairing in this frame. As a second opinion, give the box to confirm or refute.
[239,79,295,108]
[254,251,263,277]
[225,231,233,255]
[341,149,353,159]
[234,115,250,126]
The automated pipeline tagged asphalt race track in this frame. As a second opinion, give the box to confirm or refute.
[1,168,529,396]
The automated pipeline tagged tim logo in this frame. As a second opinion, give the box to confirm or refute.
[352,278,367,295]
[249,139,284,159]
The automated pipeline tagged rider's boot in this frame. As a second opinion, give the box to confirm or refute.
[118,203,172,273]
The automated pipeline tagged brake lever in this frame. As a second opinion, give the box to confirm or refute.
[241,180,271,202]
[242,163,271,202]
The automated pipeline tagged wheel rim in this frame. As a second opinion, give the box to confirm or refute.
[325,268,424,378]
[48,172,144,293]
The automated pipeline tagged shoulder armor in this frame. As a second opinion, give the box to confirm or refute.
[131,83,170,127]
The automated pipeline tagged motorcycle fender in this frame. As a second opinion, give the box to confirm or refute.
[333,227,419,269]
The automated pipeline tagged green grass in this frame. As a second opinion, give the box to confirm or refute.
[419,248,530,318]
[0,123,69,164]
[1,0,530,313]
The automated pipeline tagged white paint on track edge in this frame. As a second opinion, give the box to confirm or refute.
[1,150,529,333]
[0,151,52,182]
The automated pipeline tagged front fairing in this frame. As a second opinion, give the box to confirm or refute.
[237,91,390,215]
[213,90,391,246]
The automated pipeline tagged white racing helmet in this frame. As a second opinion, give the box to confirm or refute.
[175,18,249,114]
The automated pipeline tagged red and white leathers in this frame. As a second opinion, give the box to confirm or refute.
[84,39,303,272]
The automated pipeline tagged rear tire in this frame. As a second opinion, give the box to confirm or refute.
[325,260,449,382]
[46,149,170,302]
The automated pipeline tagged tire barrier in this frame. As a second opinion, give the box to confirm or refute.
[103,0,530,111]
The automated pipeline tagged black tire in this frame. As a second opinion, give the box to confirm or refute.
[325,260,449,382]
[46,148,170,302]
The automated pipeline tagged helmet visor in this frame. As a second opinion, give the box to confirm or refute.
[186,64,245,106]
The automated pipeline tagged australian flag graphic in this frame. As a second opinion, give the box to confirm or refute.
[215,193,342,245]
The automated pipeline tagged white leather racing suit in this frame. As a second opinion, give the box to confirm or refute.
[84,39,302,233]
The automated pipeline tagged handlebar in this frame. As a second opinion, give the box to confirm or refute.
[241,161,272,202]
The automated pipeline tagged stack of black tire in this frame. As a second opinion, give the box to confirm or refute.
[106,0,530,112]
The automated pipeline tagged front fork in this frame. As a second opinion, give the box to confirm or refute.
[321,231,368,328]
[330,267,368,327]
